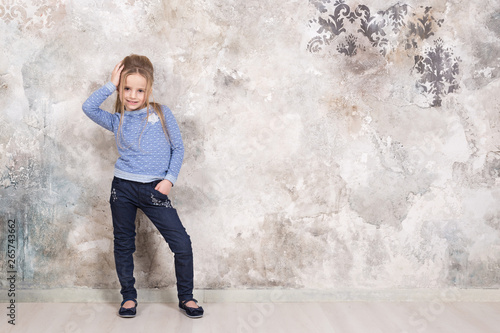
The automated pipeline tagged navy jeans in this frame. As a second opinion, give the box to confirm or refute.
[110,177,193,302]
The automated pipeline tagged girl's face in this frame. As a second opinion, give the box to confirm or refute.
[120,73,148,111]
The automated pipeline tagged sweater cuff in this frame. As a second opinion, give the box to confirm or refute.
[164,174,177,186]
[104,81,117,93]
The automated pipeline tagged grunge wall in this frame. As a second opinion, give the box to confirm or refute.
[1,0,499,297]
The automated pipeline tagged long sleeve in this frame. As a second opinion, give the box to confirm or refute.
[82,82,118,132]
[163,105,185,185]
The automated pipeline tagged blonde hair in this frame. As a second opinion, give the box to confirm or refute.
[114,54,171,147]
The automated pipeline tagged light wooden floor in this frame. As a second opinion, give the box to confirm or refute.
[2,302,500,333]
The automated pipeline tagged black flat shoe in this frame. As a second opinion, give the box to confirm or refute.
[179,299,204,318]
[118,299,137,318]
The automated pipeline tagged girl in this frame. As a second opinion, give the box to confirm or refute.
[82,55,203,319]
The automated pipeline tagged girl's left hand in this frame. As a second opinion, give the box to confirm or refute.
[155,180,173,195]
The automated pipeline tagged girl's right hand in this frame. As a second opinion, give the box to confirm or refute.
[111,61,124,88]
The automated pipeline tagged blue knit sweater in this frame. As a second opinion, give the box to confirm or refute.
[82,82,184,185]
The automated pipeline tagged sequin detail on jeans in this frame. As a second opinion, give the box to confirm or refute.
[151,193,173,208]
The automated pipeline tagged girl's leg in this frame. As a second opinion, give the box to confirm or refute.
[140,182,194,302]
[110,177,139,301]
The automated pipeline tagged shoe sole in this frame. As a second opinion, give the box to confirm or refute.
[118,314,136,318]
[179,308,203,318]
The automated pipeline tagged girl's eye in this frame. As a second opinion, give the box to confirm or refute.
[124,87,130,91]
[138,90,144,93]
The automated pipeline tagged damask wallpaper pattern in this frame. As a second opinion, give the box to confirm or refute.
[0,0,65,32]
[307,1,461,106]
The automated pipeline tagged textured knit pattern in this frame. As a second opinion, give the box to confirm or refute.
[82,82,184,184]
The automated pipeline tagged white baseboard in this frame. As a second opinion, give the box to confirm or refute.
[2,288,500,303]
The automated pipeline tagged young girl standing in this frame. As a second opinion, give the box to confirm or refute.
[82,55,203,319]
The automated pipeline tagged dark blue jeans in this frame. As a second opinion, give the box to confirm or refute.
[110,177,193,302]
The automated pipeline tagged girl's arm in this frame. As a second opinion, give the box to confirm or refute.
[82,62,124,131]
[163,106,185,186]
[82,82,117,132]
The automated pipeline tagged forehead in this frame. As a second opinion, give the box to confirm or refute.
[124,73,147,88]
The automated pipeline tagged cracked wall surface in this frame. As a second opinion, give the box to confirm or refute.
[1,0,500,292]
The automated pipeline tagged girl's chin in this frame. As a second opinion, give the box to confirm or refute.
[125,103,144,111]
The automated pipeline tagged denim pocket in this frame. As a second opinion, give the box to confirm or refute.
[153,188,169,198]
[151,180,168,196]
[150,181,173,208]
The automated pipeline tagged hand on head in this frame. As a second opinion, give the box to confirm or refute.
[111,61,124,88]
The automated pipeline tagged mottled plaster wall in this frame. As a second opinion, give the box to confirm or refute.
[1,0,500,293]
